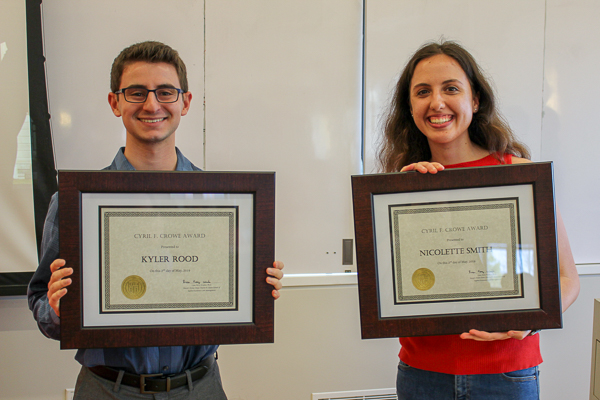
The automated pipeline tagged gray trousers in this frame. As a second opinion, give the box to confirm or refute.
[73,361,228,400]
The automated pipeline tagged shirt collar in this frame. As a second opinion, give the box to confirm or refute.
[111,147,135,170]
[109,147,194,171]
[174,147,195,171]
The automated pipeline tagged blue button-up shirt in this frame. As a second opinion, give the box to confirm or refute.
[28,147,218,374]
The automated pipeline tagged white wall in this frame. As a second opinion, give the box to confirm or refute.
[2,279,599,400]
[539,275,600,400]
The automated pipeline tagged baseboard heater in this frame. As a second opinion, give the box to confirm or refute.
[312,388,397,400]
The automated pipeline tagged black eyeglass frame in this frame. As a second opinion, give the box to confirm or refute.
[114,87,185,103]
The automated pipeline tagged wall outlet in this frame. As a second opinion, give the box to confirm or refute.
[65,388,74,400]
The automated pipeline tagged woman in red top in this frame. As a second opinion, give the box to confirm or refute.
[378,40,580,399]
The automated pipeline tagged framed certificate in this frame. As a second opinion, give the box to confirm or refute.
[58,170,275,349]
[351,162,562,338]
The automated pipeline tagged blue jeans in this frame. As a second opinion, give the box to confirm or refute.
[396,360,539,400]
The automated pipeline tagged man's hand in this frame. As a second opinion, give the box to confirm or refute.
[266,261,284,299]
[47,259,73,317]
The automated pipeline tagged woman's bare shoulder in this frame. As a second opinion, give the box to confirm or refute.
[510,156,532,164]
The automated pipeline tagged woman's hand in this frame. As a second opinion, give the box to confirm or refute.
[460,329,532,341]
[47,259,73,317]
[400,162,445,174]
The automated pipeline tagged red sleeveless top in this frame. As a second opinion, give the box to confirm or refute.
[399,153,542,375]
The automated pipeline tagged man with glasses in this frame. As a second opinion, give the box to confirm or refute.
[27,41,284,400]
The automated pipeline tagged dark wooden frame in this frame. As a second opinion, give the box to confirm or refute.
[59,170,275,349]
[351,162,562,338]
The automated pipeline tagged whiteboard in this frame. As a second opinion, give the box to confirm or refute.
[541,0,600,265]
[40,0,598,276]
[42,0,205,170]
[364,0,599,264]
[204,0,363,274]
[41,0,363,275]
[363,0,546,174]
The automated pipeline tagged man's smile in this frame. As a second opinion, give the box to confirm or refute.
[138,117,167,123]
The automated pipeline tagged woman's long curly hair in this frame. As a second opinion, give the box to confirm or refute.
[377,40,530,173]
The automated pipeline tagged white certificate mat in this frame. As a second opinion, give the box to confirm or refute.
[82,193,254,327]
[373,184,540,319]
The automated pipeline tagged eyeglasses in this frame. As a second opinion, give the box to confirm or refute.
[115,87,184,103]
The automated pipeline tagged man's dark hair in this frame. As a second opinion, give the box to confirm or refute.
[110,41,188,93]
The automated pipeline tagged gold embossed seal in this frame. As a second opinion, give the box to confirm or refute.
[121,275,146,300]
[412,268,435,291]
